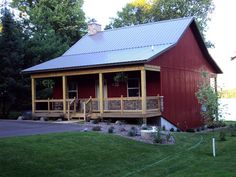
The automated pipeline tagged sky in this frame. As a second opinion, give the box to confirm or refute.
[83,0,236,89]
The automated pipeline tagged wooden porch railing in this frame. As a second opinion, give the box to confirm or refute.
[34,95,163,116]
[83,96,92,121]
[67,97,76,120]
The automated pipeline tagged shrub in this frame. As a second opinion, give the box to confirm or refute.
[106,119,112,125]
[92,126,101,131]
[153,129,163,144]
[196,128,200,132]
[177,128,181,132]
[127,127,137,137]
[230,130,236,137]
[91,119,99,124]
[162,125,166,131]
[8,111,21,119]
[229,125,236,137]
[219,131,226,141]
[108,126,114,133]
[207,121,226,129]
[141,124,148,130]
[170,128,174,132]
[186,128,195,133]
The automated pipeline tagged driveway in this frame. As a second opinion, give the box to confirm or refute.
[0,120,82,138]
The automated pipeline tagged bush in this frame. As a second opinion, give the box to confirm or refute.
[8,111,21,119]
[153,129,163,144]
[127,127,137,137]
[162,125,166,131]
[186,128,195,133]
[92,126,101,131]
[108,126,114,133]
[230,130,236,137]
[229,124,236,137]
[219,131,226,141]
[141,124,148,130]
[177,128,181,132]
[207,121,226,129]
[170,128,175,132]
[91,119,99,124]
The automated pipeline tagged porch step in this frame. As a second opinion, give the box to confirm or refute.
[69,113,100,120]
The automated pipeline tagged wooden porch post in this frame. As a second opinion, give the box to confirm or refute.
[141,69,147,115]
[31,77,36,114]
[62,75,67,115]
[99,73,104,114]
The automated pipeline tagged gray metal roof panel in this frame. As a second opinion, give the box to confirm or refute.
[64,17,193,56]
[23,17,194,74]
[23,44,172,73]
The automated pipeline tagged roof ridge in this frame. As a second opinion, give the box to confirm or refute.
[101,16,194,33]
[62,43,173,57]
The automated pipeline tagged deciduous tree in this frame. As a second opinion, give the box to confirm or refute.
[106,0,214,47]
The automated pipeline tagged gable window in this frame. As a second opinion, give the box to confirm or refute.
[127,78,140,97]
[68,82,78,99]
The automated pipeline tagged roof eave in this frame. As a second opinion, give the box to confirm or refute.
[22,60,147,75]
[190,21,223,74]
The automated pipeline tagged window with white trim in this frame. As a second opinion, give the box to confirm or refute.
[127,78,140,97]
[68,82,78,99]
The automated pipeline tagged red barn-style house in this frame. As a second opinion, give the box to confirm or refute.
[23,17,222,130]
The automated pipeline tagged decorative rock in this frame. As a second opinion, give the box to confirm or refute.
[57,118,62,122]
[141,124,148,129]
[17,116,23,120]
[40,117,45,121]
[83,128,88,132]
[141,129,156,139]
[115,120,122,125]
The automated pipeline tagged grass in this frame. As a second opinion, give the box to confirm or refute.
[0,131,235,177]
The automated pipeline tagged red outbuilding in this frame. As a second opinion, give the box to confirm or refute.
[23,17,222,130]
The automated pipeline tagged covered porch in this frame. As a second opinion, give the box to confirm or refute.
[31,65,163,121]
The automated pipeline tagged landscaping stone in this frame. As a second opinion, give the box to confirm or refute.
[141,130,156,139]
[17,116,23,120]
[40,117,45,121]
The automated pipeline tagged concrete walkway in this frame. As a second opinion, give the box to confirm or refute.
[0,120,82,138]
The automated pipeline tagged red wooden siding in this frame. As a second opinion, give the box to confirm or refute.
[146,71,160,96]
[53,77,62,99]
[77,75,96,98]
[105,73,127,97]
[148,26,215,130]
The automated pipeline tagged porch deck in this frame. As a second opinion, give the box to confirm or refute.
[33,96,163,120]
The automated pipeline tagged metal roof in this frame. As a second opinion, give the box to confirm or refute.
[23,17,194,74]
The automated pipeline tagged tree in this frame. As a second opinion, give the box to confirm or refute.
[0,8,29,117]
[105,0,214,47]
[11,0,86,64]
[195,71,220,124]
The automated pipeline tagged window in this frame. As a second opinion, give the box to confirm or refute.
[68,82,77,99]
[127,78,140,97]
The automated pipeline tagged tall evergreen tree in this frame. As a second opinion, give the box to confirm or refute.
[0,8,29,117]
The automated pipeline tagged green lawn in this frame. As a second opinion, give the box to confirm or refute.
[0,131,235,177]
